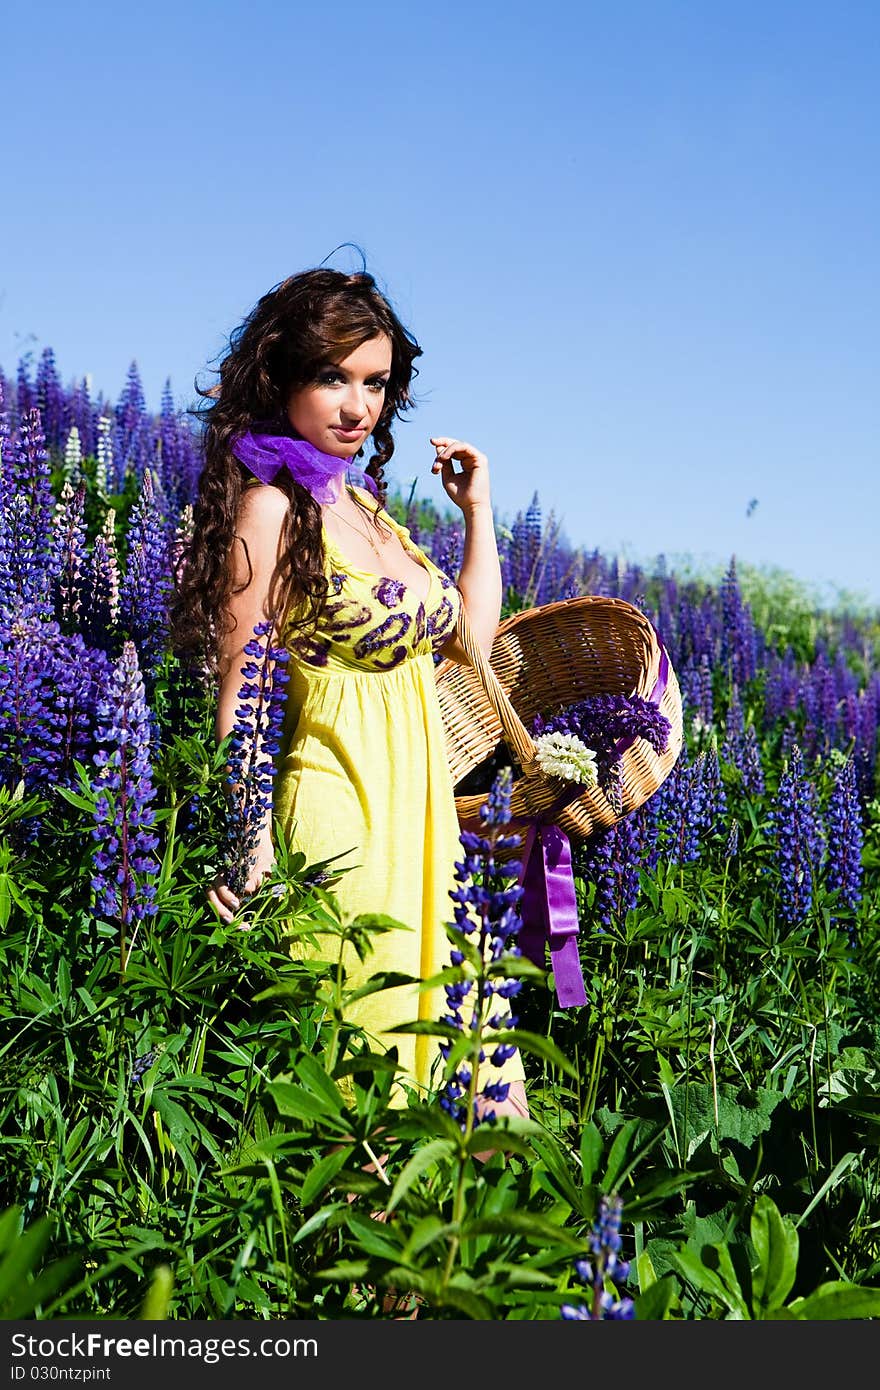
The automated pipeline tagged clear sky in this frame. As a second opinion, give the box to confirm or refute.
[3,0,878,608]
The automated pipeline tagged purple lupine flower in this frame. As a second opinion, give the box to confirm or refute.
[812,655,841,757]
[129,1048,159,1089]
[700,744,727,836]
[677,590,719,669]
[741,722,766,796]
[439,766,525,1130]
[8,407,55,565]
[118,469,173,680]
[767,744,825,926]
[115,361,148,476]
[663,756,708,866]
[1,409,55,617]
[536,518,566,603]
[719,556,758,688]
[0,607,71,800]
[158,378,188,515]
[63,379,93,461]
[78,533,121,654]
[507,492,542,600]
[560,1194,635,1321]
[725,819,740,860]
[90,640,161,969]
[798,667,822,762]
[578,813,642,930]
[48,479,88,629]
[221,619,290,898]
[764,647,800,726]
[634,790,665,874]
[436,522,464,582]
[824,757,863,927]
[34,346,65,449]
[0,493,48,617]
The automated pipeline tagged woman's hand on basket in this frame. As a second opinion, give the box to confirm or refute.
[431,437,491,515]
[206,835,276,926]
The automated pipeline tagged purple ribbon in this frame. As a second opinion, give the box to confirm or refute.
[514,622,672,1010]
[231,429,379,505]
[518,823,588,1007]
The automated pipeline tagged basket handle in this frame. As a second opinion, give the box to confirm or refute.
[454,592,537,769]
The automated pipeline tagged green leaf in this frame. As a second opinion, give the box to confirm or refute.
[460,1211,583,1251]
[0,1216,52,1312]
[751,1195,798,1314]
[386,1139,457,1216]
[294,1055,346,1114]
[487,1029,578,1079]
[266,1080,348,1126]
[788,1283,880,1320]
[139,1265,174,1320]
[2,1256,82,1320]
[300,1147,350,1206]
[580,1122,603,1187]
[401,1216,457,1260]
[344,970,420,1005]
[634,1273,678,1320]
[669,1246,750,1319]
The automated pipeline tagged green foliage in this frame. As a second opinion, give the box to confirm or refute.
[3,511,880,1319]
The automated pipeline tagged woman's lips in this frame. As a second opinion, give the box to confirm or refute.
[331,426,365,440]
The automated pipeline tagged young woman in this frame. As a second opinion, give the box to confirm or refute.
[170,265,527,1121]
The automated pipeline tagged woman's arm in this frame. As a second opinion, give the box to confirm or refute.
[431,437,502,665]
[439,501,502,665]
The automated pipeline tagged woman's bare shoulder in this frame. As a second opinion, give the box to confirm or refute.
[237,481,290,525]
[235,483,291,550]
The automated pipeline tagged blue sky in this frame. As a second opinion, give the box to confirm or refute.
[3,0,878,608]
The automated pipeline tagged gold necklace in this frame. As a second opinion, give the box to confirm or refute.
[330,503,392,560]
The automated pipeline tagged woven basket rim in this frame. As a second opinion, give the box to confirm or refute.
[435,591,683,844]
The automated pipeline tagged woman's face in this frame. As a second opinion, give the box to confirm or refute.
[286,333,393,458]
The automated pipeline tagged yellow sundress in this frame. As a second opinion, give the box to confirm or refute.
[273,486,526,1108]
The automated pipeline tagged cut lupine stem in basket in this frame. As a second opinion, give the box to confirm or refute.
[531,692,672,798]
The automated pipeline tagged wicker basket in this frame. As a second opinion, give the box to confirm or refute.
[435,594,683,850]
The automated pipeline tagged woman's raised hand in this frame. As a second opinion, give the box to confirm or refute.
[430,437,491,515]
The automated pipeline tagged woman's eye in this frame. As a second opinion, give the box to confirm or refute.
[316,373,387,389]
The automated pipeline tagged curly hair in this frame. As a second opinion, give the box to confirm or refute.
[168,266,422,680]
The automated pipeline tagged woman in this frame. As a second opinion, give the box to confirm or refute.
[170,265,527,1120]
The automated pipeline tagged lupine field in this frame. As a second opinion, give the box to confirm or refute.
[1,347,880,1321]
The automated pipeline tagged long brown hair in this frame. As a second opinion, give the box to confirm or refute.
[168,267,422,679]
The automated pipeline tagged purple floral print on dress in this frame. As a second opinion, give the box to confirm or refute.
[427,596,455,649]
[288,633,331,668]
[353,610,412,662]
[373,578,406,609]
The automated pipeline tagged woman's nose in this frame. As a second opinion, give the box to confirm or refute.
[341,383,369,421]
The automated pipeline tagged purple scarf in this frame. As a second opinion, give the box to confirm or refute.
[231,428,379,504]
